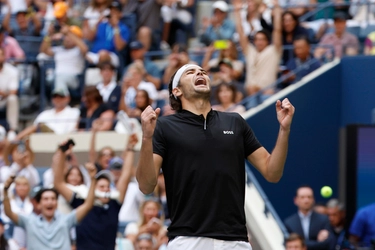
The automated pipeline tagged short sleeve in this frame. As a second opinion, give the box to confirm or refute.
[65,210,78,228]
[120,25,130,43]
[241,117,262,157]
[70,193,85,209]
[17,214,28,228]
[349,209,366,238]
[153,120,167,158]
[124,222,139,236]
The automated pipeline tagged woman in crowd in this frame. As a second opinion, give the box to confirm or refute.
[0,141,39,188]
[202,40,244,80]
[77,86,115,131]
[82,0,112,40]
[212,82,246,114]
[124,200,167,248]
[126,90,152,122]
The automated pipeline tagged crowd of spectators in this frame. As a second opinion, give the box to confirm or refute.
[0,0,374,248]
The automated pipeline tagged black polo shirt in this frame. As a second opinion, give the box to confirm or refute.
[153,109,262,242]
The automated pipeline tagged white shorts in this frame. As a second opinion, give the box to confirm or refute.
[167,236,252,250]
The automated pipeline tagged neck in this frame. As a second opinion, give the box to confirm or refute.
[55,106,65,113]
[336,31,344,38]
[43,214,54,222]
[299,209,311,215]
[299,55,309,62]
[103,80,111,86]
[182,98,211,118]
[19,195,27,201]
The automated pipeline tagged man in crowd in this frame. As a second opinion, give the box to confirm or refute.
[2,7,42,36]
[349,202,375,248]
[16,87,80,139]
[86,1,130,67]
[0,47,19,134]
[314,12,359,59]
[96,62,122,112]
[284,186,333,250]
[286,233,307,250]
[54,134,138,250]
[2,148,97,250]
[40,25,87,92]
[326,199,348,250]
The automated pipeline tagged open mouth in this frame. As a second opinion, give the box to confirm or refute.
[195,77,206,86]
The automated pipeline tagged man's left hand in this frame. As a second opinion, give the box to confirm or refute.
[276,98,295,131]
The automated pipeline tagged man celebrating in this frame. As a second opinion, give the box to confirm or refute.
[3,151,97,250]
[137,64,295,249]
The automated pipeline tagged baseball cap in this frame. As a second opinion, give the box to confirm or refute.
[129,41,144,50]
[52,87,70,97]
[108,157,123,170]
[54,2,69,19]
[69,25,83,38]
[110,1,122,11]
[0,126,6,141]
[29,185,43,199]
[95,170,114,183]
[212,1,229,12]
[333,11,348,21]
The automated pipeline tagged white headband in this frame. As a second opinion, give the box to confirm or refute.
[172,64,197,90]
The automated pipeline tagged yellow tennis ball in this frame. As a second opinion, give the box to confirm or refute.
[320,186,332,198]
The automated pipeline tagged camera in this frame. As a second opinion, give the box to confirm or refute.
[59,139,75,153]
[17,140,26,154]
[54,22,62,33]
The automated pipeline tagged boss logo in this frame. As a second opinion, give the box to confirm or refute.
[223,131,234,135]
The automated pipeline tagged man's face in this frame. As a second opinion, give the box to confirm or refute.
[327,206,344,227]
[96,178,111,204]
[52,95,69,109]
[286,240,306,250]
[16,13,28,29]
[39,191,58,219]
[294,187,314,211]
[175,65,211,100]
[100,67,114,83]
[213,9,226,23]
[136,239,153,250]
[334,19,346,34]
[130,48,145,60]
[294,39,310,60]
[254,33,269,52]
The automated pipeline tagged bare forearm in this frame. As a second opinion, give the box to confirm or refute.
[114,32,126,51]
[16,125,37,140]
[136,137,157,194]
[3,193,18,224]
[266,127,290,182]
[53,154,66,187]
[89,132,97,163]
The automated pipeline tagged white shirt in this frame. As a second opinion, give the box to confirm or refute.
[118,181,145,223]
[0,63,19,93]
[298,210,312,239]
[53,47,85,75]
[0,0,27,15]
[97,81,117,103]
[34,106,80,135]
[125,81,158,108]
[83,6,110,28]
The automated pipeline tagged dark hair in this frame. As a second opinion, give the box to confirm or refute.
[34,188,59,203]
[0,235,8,250]
[293,35,310,45]
[64,166,84,185]
[215,82,237,104]
[91,0,112,8]
[98,61,116,71]
[255,30,271,44]
[282,11,300,32]
[295,185,313,197]
[84,86,103,104]
[168,71,183,111]
[285,233,306,247]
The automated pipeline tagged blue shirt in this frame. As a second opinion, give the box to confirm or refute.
[71,193,122,250]
[349,203,375,246]
[90,22,130,53]
[286,56,321,83]
[199,19,236,46]
[17,211,77,250]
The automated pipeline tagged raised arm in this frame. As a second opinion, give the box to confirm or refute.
[3,176,18,224]
[136,106,163,194]
[75,163,96,222]
[247,98,295,182]
[116,134,138,203]
[272,3,283,52]
[61,25,88,55]
[53,145,74,201]
[233,0,249,55]
[88,121,99,164]
[2,4,12,33]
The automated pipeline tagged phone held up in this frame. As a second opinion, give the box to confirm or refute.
[59,139,76,153]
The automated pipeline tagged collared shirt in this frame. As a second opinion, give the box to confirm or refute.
[97,81,117,103]
[17,211,77,250]
[319,32,359,58]
[1,36,25,60]
[298,210,313,239]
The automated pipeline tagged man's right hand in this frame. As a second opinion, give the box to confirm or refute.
[141,106,161,139]
[317,229,329,242]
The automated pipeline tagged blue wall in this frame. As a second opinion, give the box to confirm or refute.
[247,64,342,220]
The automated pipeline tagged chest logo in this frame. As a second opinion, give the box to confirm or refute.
[223,131,234,135]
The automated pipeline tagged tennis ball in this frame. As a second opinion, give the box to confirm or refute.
[320,186,332,198]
